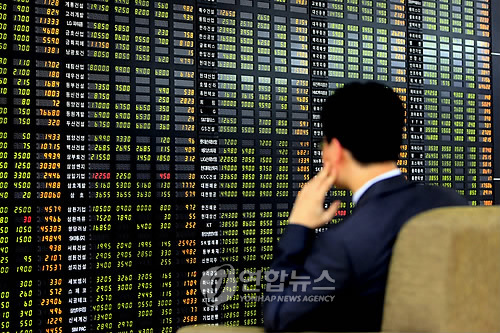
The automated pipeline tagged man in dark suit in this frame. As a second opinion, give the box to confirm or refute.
[263,81,467,332]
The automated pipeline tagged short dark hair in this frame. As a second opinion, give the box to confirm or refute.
[321,81,404,164]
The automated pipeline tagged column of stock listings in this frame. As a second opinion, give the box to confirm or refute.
[0,0,495,332]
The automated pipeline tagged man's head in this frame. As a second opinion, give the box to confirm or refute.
[321,81,405,189]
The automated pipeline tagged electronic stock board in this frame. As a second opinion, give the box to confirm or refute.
[0,0,497,332]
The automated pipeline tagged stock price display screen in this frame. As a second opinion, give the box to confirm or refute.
[0,0,495,332]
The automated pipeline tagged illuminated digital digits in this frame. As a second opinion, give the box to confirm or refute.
[0,0,495,332]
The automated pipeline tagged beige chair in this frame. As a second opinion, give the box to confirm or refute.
[179,206,500,333]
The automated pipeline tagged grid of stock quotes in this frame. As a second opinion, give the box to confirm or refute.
[0,0,496,332]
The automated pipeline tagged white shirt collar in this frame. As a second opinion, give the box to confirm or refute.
[352,169,402,205]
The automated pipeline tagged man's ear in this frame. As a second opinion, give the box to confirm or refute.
[331,138,343,165]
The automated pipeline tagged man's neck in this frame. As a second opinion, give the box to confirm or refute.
[348,162,399,194]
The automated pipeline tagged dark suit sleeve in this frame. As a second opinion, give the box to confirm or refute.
[263,224,352,332]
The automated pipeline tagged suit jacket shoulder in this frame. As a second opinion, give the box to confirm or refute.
[324,175,467,279]
[264,175,467,332]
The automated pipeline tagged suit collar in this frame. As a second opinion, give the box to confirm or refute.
[352,169,402,204]
[355,174,409,209]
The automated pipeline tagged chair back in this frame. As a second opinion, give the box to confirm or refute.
[382,206,500,333]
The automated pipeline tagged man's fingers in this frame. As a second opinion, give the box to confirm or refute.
[313,162,332,188]
[300,163,335,202]
[321,200,341,222]
[315,163,329,181]
[318,167,336,194]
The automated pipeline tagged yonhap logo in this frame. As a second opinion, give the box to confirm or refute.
[201,264,237,306]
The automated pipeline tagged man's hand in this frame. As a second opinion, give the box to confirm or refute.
[289,163,340,229]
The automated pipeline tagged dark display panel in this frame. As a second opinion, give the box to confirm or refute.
[0,0,495,332]
[492,0,499,202]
